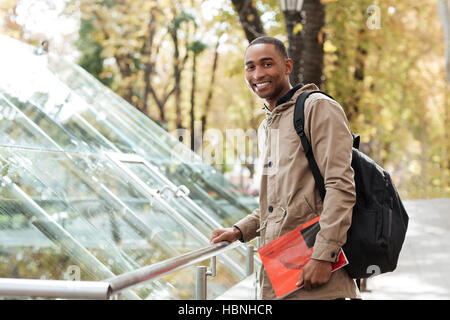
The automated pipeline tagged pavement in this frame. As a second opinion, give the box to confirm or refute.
[361,198,450,300]
[217,198,450,300]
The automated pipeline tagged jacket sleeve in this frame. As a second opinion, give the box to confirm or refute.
[233,208,260,243]
[305,95,356,263]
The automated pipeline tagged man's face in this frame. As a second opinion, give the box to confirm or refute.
[244,43,292,104]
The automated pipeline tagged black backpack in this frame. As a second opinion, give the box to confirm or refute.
[293,90,409,279]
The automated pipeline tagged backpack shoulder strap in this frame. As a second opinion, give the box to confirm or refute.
[293,90,334,202]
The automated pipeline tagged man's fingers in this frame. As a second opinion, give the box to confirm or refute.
[210,234,223,244]
[298,259,332,291]
[296,271,303,287]
[213,234,225,244]
[304,278,312,291]
[210,229,232,244]
[210,228,240,245]
[300,268,311,291]
[210,229,224,244]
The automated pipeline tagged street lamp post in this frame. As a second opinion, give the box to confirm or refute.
[280,0,304,83]
[280,0,304,13]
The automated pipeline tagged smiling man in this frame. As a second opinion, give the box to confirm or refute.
[244,38,292,110]
[210,36,360,300]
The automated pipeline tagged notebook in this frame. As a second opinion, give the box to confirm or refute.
[258,216,348,298]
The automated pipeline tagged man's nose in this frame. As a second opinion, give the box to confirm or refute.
[253,66,266,80]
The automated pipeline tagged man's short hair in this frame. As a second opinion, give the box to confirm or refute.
[247,36,288,59]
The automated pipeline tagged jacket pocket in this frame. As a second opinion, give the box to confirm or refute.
[303,195,315,213]
[289,195,320,217]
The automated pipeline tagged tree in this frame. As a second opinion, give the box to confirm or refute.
[188,37,207,151]
[52,0,447,199]
[141,6,158,117]
[281,0,325,87]
[230,0,266,42]
[168,8,195,129]
[76,18,113,87]
[0,0,24,40]
[231,0,325,87]
[67,0,196,128]
[438,0,450,82]
[200,37,221,144]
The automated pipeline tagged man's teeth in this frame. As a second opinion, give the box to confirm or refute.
[255,82,269,87]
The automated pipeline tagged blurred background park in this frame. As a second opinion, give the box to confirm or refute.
[1,0,448,201]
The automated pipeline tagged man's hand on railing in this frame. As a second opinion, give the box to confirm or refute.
[210,227,242,244]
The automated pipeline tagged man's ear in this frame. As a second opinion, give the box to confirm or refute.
[285,58,293,75]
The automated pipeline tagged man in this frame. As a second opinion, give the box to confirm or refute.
[210,36,360,300]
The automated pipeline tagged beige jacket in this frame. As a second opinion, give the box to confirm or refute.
[235,84,360,300]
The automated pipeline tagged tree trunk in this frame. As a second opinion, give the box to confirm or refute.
[190,52,197,151]
[142,8,157,116]
[115,55,135,104]
[230,0,266,42]
[201,39,220,142]
[301,0,325,88]
[438,0,450,82]
[284,10,303,85]
[170,28,183,129]
[282,0,325,87]
[347,27,367,120]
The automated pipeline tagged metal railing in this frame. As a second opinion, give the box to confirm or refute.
[0,240,257,300]
[0,278,111,300]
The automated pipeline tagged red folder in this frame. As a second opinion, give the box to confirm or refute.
[257,216,348,299]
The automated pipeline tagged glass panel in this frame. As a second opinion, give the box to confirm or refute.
[0,94,60,150]
[47,57,259,214]
[0,146,245,298]
[0,91,88,152]
[0,149,142,299]
[118,157,232,228]
[15,92,119,153]
[0,39,127,153]
[0,35,252,299]
[117,157,248,272]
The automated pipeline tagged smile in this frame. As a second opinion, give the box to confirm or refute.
[254,82,271,89]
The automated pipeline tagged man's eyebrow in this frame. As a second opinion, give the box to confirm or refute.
[245,57,274,65]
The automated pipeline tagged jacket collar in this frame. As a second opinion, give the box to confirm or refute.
[262,83,319,115]
[276,83,305,106]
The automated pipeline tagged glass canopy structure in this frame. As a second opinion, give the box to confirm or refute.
[0,35,259,299]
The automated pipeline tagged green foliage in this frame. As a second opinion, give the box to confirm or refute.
[170,11,196,31]
[188,40,208,55]
[323,0,449,199]
[76,18,114,87]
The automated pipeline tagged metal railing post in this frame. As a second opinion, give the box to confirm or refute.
[196,256,216,300]
[196,266,207,300]
[207,256,216,278]
[254,238,260,299]
[246,245,254,277]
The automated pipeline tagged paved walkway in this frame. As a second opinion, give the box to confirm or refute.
[361,198,450,300]
[217,198,450,300]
